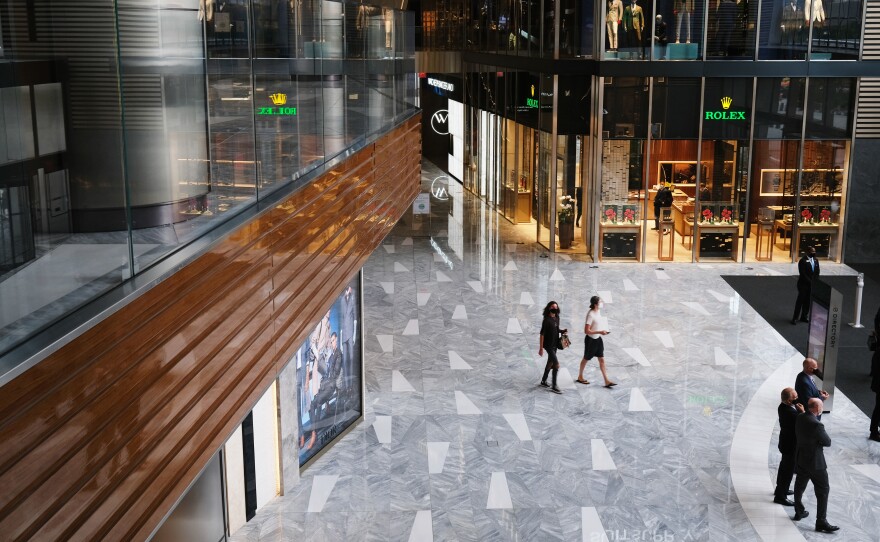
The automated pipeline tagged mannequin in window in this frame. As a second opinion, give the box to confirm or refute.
[198,0,214,21]
[654,14,668,58]
[781,0,804,46]
[606,0,624,51]
[622,0,645,58]
[674,0,694,44]
[804,0,825,26]
[713,0,737,55]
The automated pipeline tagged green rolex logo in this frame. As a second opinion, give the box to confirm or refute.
[705,97,746,121]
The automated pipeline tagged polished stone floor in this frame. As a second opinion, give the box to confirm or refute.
[231,162,880,542]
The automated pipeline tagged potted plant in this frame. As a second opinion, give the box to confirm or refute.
[558,195,575,249]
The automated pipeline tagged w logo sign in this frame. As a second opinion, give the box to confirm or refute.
[431,109,449,135]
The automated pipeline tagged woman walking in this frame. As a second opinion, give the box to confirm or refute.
[538,301,567,394]
[576,295,617,388]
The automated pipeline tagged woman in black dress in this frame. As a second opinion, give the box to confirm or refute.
[538,301,566,394]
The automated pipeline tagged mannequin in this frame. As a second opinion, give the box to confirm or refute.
[623,0,645,58]
[674,0,694,44]
[198,0,214,21]
[781,0,804,46]
[804,0,826,25]
[606,0,624,51]
[654,14,667,58]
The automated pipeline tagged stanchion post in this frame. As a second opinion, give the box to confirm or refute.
[849,272,865,328]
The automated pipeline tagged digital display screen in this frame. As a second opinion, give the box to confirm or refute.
[807,300,829,372]
[296,275,362,466]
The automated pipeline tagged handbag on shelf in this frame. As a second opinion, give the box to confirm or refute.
[868,331,877,352]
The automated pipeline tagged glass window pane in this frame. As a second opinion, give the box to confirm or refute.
[754,77,806,139]
[809,0,861,60]
[707,0,757,59]
[759,0,807,60]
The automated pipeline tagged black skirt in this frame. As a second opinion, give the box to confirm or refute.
[583,336,604,360]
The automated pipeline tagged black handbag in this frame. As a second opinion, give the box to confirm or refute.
[557,333,571,350]
[868,331,877,352]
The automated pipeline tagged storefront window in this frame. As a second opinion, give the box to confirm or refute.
[603,0,653,59]
[653,0,702,60]
[707,0,758,59]
[808,0,861,60]
[759,0,807,59]
[645,78,701,262]
[560,0,596,58]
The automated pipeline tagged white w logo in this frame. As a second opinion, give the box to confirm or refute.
[431,109,449,135]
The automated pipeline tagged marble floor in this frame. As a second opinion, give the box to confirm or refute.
[231,162,880,542]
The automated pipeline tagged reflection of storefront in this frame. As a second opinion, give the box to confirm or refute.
[462,73,855,263]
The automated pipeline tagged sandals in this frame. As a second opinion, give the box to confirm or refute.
[603,382,618,388]
[575,378,590,385]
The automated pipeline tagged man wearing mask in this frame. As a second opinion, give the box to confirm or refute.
[774,387,804,506]
[795,357,829,413]
[792,398,838,533]
[792,245,820,324]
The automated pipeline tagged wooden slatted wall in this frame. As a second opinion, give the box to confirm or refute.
[0,115,421,541]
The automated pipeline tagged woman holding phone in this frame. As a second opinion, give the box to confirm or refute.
[576,295,617,388]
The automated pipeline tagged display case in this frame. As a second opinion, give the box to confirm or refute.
[696,202,739,261]
[794,201,839,258]
[599,202,640,261]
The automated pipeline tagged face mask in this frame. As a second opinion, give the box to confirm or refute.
[549,309,558,314]
[598,302,605,309]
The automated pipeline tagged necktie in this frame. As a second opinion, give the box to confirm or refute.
[809,258,814,270]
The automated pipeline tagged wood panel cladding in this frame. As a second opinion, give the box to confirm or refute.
[0,115,421,541]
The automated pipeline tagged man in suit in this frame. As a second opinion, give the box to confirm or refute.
[774,387,804,505]
[792,245,820,324]
[795,358,830,412]
[792,398,839,533]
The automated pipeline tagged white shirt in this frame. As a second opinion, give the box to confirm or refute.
[585,309,609,339]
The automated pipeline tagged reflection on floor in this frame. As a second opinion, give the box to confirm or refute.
[231,163,880,542]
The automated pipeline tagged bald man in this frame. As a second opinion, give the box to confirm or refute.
[792,398,838,533]
[794,358,829,412]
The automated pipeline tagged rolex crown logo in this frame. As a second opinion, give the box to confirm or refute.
[531,85,535,97]
[270,93,287,106]
[721,96,733,110]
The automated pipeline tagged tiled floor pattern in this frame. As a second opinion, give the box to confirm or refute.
[231,162,880,542]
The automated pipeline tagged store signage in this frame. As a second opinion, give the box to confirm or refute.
[704,96,746,121]
[428,78,454,92]
[413,193,430,214]
[257,93,297,116]
[431,109,449,135]
[431,176,449,201]
[526,85,539,108]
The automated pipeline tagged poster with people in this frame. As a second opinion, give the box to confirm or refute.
[296,275,362,466]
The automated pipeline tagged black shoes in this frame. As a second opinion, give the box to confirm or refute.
[550,387,562,394]
[869,433,880,442]
[800,318,810,323]
[793,510,810,521]
[539,381,549,388]
[773,497,794,506]
[815,520,839,533]
[791,319,798,325]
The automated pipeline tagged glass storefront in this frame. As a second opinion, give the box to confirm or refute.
[463,73,855,263]
[0,0,416,357]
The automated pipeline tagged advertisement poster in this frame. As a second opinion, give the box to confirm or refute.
[296,275,362,466]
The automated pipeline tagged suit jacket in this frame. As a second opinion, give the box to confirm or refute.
[872,349,880,393]
[795,411,830,471]
[606,0,623,23]
[794,371,822,410]
[796,255,820,290]
[778,403,799,454]
[782,2,803,27]
[623,3,644,33]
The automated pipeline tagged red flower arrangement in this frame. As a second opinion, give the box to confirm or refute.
[819,209,832,223]
[720,208,732,223]
[801,209,813,223]
[605,208,617,222]
[701,208,714,222]
[623,208,635,223]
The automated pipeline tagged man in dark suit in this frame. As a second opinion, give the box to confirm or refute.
[795,358,829,412]
[774,387,804,505]
[792,398,839,533]
[792,246,820,324]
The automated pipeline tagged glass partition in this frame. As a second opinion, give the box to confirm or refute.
[808,0,862,60]
[706,0,758,59]
[0,0,416,358]
[653,0,702,60]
